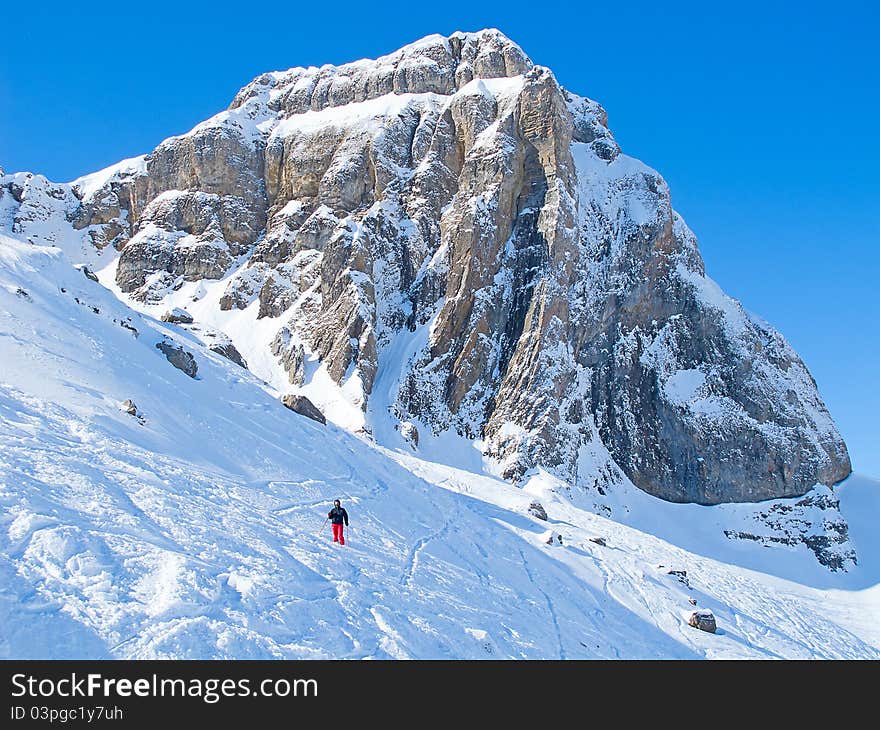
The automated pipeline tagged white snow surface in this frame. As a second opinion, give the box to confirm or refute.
[1,220,878,659]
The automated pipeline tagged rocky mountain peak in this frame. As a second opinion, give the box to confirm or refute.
[18,30,849,511]
[230,29,533,117]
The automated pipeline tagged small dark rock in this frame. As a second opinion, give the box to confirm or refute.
[209,342,248,369]
[15,287,31,300]
[589,537,607,547]
[118,319,139,338]
[281,394,326,425]
[688,609,716,633]
[528,501,548,521]
[161,308,194,324]
[120,399,139,416]
[156,340,198,378]
[81,266,99,282]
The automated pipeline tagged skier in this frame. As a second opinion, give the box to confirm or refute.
[327,499,349,545]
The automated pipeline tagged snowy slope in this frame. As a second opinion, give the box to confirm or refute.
[1,227,878,659]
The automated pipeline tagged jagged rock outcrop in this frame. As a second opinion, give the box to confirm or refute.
[723,485,855,570]
[54,29,850,506]
[271,327,305,385]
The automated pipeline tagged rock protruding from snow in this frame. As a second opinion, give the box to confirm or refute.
[271,327,306,386]
[156,340,198,378]
[723,485,855,571]
[688,609,717,633]
[400,421,419,449]
[119,399,139,416]
[80,266,99,283]
[528,501,548,521]
[209,342,248,369]
[161,307,194,324]
[281,394,326,424]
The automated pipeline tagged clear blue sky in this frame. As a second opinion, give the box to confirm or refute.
[2,1,877,477]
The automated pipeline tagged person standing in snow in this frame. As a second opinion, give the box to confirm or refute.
[328,499,349,545]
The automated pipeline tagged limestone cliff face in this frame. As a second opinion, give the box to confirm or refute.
[63,29,851,504]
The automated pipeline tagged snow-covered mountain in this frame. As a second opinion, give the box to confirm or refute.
[1,30,876,659]
[65,30,849,507]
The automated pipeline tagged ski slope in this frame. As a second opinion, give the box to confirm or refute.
[1,228,878,659]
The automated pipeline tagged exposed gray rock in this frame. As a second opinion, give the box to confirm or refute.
[723,485,855,571]
[115,318,139,337]
[528,501,548,521]
[281,394,326,424]
[161,307,194,324]
[688,609,716,633]
[209,342,248,369]
[80,266,99,282]
[271,327,305,386]
[258,273,298,319]
[155,340,198,378]
[667,569,690,588]
[120,399,139,416]
[589,537,606,547]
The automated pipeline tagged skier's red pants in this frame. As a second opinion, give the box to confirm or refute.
[332,523,345,545]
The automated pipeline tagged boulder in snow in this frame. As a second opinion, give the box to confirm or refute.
[161,307,194,324]
[281,394,326,425]
[209,342,248,369]
[589,536,607,547]
[120,399,139,417]
[688,609,716,633]
[528,501,548,521]
[156,340,198,378]
[400,421,419,448]
[80,266,99,283]
[542,530,563,546]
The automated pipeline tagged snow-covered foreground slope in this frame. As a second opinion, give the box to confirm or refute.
[1,232,878,659]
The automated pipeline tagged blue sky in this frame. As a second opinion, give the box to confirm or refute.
[2,1,877,476]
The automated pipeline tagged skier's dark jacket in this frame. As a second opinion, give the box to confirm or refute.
[328,506,349,526]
